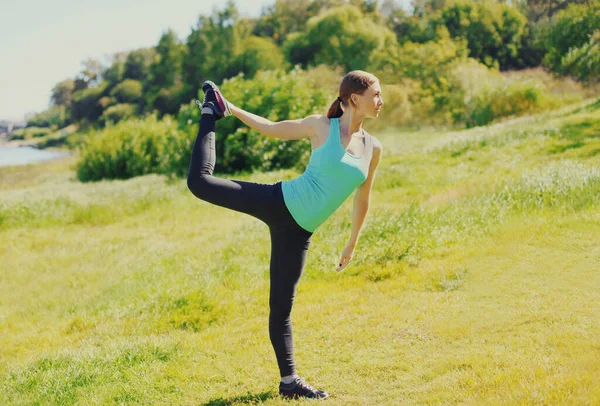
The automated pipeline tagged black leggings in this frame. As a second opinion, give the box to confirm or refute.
[187,113,313,378]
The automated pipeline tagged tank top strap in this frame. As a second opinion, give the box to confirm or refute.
[364,130,373,161]
[330,117,340,141]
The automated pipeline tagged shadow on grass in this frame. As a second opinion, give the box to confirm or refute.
[203,391,277,405]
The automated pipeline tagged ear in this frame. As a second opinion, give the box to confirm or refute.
[351,94,359,107]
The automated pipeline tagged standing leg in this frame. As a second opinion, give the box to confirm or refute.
[187,111,278,223]
[268,224,313,378]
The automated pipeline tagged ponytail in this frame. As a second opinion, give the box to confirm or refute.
[327,96,344,119]
[327,71,379,119]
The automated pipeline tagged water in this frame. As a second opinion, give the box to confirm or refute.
[0,146,70,167]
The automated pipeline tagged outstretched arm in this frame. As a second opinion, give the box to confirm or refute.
[336,136,383,272]
[229,103,320,141]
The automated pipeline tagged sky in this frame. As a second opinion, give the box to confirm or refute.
[0,0,409,123]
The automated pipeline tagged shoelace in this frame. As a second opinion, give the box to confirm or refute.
[295,377,317,393]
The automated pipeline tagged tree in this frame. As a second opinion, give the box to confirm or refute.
[541,0,600,73]
[148,29,183,90]
[71,83,109,123]
[124,48,155,81]
[146,29,185,114]
[283,5,397,71]
[516,0,589,22]
[434,1,528,69]
[110,79,143,104]
[559,30,600,82]
[231,36,286,78]
[182,1,242,100]
[50,79,76,107]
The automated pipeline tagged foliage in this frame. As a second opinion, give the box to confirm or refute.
[150,83,186,117]
[75,116,190,181]
[230,36,286,78]
[283,5,396,71]
[110,80,143,104]
[25,106,67,129]
[8,127,52,140]
[70,83,109,123]
[146,30,185,115]
[50,80,75,107]
[450,60,570,127]
[370,31,469,124]
[178,66,337,174]
[559,30,600,83]
[541,1,600,73]
[99,104,139,127]
[433,0,529,70]
[182,1,242,101]
[123,48,155,81]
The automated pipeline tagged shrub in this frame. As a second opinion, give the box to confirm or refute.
[109,79,143,104]
[99,103,138,126]
[541,0,600,73]
[9,127,53,140]
[178,66,338,174]
[370,32,469,125]
[75,116,189,181]
[434,0,528,69]
[231,36,286,78]
[283,5,396,71]
[450,60,565,127]
[26,106,68,128]
[71,83,109,123]
[559,30,600,83]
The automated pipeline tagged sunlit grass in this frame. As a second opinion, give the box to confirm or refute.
[1,98,600,404]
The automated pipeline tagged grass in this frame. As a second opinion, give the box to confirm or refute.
[1,98,600,404]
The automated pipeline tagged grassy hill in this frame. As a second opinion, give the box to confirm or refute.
[1,98,599,405]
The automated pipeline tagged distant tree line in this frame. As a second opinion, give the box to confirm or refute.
[27,0,599,129]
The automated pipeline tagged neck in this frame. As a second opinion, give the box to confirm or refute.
[338,109,364,135]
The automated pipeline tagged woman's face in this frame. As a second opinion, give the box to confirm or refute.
[351,81,384,119]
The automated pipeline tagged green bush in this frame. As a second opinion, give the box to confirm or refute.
[231,36,286,78]
[434,0,528,69]
[147,82,186,117]
[178,66,337,174]
[26,106,68,128]
[75,116,190,181]
[283,5,396,71]
[71,83,109,123]
[99,103,138,126]
[109,79,143,104]
[541,0,600,73]
[450,60,565,127]
[370,32,469,125]
[560,30,600,83]
[9,127,53,140]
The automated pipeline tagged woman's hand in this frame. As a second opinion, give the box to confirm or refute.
[336,243,355,272]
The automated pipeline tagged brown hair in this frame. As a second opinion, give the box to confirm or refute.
[327,70,379,119]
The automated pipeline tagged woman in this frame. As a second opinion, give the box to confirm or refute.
[187,71,383,399]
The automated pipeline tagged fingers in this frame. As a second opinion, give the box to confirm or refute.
[336,256,352,272]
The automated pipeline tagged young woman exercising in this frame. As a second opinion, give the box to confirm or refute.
[187,71,383,399]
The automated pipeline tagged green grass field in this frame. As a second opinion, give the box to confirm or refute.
[1,99,600,405]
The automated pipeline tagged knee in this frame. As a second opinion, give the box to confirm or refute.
[269,299,293,321]
[187,174,211,199]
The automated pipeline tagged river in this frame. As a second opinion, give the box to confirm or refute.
[0,146,71,167]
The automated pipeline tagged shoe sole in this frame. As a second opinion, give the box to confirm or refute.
[279,392,329,399]
[202,80,232,117]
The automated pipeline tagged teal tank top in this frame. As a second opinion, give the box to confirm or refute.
[281,117,373,233]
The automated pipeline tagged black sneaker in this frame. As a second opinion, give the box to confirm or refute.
[279,376,329,399]
[200,80,232,120]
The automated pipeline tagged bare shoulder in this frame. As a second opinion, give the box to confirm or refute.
[365,131,383,157]
[302,114,330,138]
[304,114,329,130]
